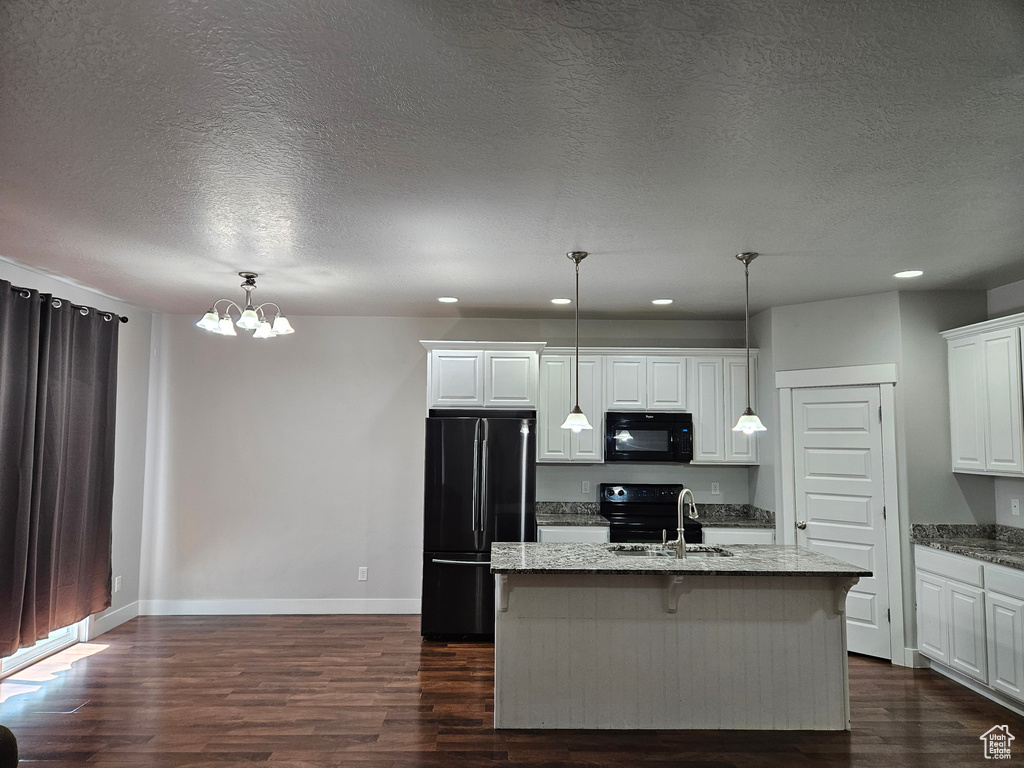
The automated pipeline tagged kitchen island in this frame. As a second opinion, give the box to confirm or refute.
[490,542,870,731]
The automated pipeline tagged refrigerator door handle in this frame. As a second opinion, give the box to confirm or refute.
[470,420,481,532]
[431,558,492,566]
[478,420,490,539]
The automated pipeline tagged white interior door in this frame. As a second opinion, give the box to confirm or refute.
[793,386,892,660]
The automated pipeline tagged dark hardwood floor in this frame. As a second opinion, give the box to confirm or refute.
[1,615,1023,767]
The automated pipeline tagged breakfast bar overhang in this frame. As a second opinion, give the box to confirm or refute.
[490,543,871,731]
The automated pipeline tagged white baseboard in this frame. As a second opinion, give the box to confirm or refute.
[138,598,421,615]
[88,600,140,638]
[927,658,1024,718]
[900,647,930,668]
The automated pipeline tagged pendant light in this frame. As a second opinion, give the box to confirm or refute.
[732,252,767,434]
[561,251,593,433]
[195,272,296,339]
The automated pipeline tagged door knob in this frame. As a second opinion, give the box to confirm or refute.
[796,521,807,530]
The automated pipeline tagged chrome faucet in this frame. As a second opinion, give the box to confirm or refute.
[664,488,698,558]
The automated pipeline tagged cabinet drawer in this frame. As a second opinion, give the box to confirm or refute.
[986,564,1024,601]
[916,546,983,587]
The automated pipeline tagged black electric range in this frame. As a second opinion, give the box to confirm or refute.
[599,483,703,544]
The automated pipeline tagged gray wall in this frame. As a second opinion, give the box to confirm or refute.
[538,464,752,504]
[989,278,1024,319]
[139,315,744,606]
[749,308,776,512]
[996,479,1024,527]
[897,292,993,524]
[0,259,153,633]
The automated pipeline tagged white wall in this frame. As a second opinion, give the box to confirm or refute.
[140,315,743,612]
[0,259,153,636]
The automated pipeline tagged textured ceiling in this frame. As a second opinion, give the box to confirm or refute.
[1,0,1023,319]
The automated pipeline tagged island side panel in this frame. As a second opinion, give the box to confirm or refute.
[494,573,850,730]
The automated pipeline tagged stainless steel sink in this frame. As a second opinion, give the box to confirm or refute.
[610,548,675,557]
[606,545,733,558]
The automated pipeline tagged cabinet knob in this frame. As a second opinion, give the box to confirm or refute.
[796,521,807,530]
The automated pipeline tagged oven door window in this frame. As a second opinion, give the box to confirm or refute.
[613,428,669,454]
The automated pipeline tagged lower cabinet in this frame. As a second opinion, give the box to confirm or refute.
[915,546,987,684]
[536,525,610,544]
[702,527,775,545]
[987,590,1024,701]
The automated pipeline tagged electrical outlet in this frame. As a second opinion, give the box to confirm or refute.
[711,482,721,495]
[581,480,591,494]
[1013,499,1021,517]
[114,575,122,593]
[358,567,368,581]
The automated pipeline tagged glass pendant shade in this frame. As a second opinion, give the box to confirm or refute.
[560,406,592,433]
[196,309,220,331]
[733,407,767,434]
[237,307,260,330]
[218,314,237,336]
[253,318,276,338]
[272,315,295,335]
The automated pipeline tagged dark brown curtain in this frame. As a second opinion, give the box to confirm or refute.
[0,279,119,658]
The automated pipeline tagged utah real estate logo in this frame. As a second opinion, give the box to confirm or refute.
[980,725,1014,759]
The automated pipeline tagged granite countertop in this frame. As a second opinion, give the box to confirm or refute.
[490,542,871,577]
[912,524,1024,571]
[536,513,609,527]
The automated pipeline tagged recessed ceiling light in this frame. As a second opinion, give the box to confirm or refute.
[652,298,673,305]
[893,270,923,279]
[551,298,572,305]
[437,296,459,303]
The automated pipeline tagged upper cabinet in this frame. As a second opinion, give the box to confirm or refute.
[605,355,687,410]
[537,347,758,465]
[421,341,546,410]
[690,353,759,465]
[538,354,603,463]
[942,319,1024,476]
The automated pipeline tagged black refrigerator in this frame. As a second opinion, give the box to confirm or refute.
[421,409,536,639]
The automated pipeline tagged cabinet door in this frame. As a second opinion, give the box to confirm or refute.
[702,528,775,545]
[725,356,759,464]
[981,328,1023,474]
[948,337,985,472]
[916,571,949,664]
[537,356,571,462]
[691,357,725,462]
[947,580,987,682]
[431,350,484,407]
[647,357,687,410]
[484,350,538,407]
[605,356,646,410]
[571,356,604,462]
[537,526,610,544]
[986,591,1024,701]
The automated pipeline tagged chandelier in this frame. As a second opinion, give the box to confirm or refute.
[195,272,295,338]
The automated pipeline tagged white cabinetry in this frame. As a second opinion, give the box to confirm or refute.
[914,546,987,683]
[702,527,775,545]
[943,320,1024,476]
[422,342,545,410]
[536,525,610,544]
[537,354,603,463]
[691,353,759,465]
[985,565,1024,702]
[605,355,687,411]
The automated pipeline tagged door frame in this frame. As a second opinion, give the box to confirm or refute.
[777,363,909,666]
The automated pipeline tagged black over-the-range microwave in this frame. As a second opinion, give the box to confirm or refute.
[604,411,693,463]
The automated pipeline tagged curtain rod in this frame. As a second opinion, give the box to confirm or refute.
[10,283,129,324]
